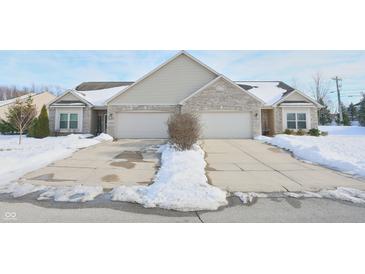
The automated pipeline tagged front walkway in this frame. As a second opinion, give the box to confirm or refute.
[202,139,365,192]
[18,139,165,188]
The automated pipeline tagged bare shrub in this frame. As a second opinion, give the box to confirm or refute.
[167,113,201,150]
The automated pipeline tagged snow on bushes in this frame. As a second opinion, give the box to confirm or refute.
[111,143,228,211]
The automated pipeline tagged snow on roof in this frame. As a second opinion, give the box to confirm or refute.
[235,81,293,106]
[73,85,130,106]
[0,93,36,107]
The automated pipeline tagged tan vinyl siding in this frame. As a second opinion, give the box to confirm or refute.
[109,54,217,105]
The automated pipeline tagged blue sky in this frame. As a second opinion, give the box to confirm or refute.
[0,50,364,106]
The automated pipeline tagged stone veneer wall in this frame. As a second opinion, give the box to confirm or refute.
[181,78,263,137]
[310,108,319,129]
[82,107,92,133]
[107,105,179,137]
[48,107,56,133]
[273,107,283,133]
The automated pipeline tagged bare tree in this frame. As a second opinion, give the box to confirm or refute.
[310,72,330,103]
[6,96,37,144]
[290,77,298,89]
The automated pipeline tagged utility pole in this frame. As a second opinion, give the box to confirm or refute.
[332,76,343,123]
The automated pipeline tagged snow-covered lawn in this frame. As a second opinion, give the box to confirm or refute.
[256,126,365,178]
[111,144,228,211]
[0,134,110,186]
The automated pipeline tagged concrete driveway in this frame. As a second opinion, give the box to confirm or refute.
[202,139,365,192]
[18,139,165,188]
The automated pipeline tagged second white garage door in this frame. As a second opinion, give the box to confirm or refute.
[200,112,252,138]
[115,112,171,138]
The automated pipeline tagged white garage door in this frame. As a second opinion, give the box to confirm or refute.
[115,112,171,138]
[200,112,252,138]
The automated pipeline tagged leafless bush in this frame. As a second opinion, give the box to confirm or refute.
[167,113,201,151]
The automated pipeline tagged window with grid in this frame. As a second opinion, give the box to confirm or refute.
[286,113,297,129]
[60,113,68,129]
[286,112,307,129]
[69,114,78,129]
[297,113,307,129]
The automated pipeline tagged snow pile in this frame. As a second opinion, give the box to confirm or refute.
[0,182,103,202]
[255,129,365,177]
[38,185,103,202]
[0,134,108,186]
[283,191,322,198]
[319,187,365,204]
[234,192,267,204]
[235,188,365,204]
[111,144,228,211]
[94,133,113,141]
[0,182,47,198]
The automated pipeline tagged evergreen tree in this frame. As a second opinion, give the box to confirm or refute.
[318,98,332,125]
[28,105,50,138]
[36,105,50,138]
[358,95,365,126]
[0,119,16,134]
[336,103,350,126]
[348,102,357,121]
[27,117,38,137]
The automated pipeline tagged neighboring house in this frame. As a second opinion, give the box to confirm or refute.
[48,51,321,138]
[0,92,56,121]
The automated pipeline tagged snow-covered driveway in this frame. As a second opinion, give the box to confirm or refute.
[256,126,365,178]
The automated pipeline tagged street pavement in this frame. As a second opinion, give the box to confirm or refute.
[1,194,365,223]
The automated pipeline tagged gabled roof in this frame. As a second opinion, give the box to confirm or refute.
[179,75,265,105]
[106,50,220,104]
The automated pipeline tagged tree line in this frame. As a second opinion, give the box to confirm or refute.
[0,84,64,100]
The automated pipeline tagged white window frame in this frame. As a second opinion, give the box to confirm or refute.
[55,107,83,132]
[59,113,69,129]
[286,112,307,130]
[281,107,311,131]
